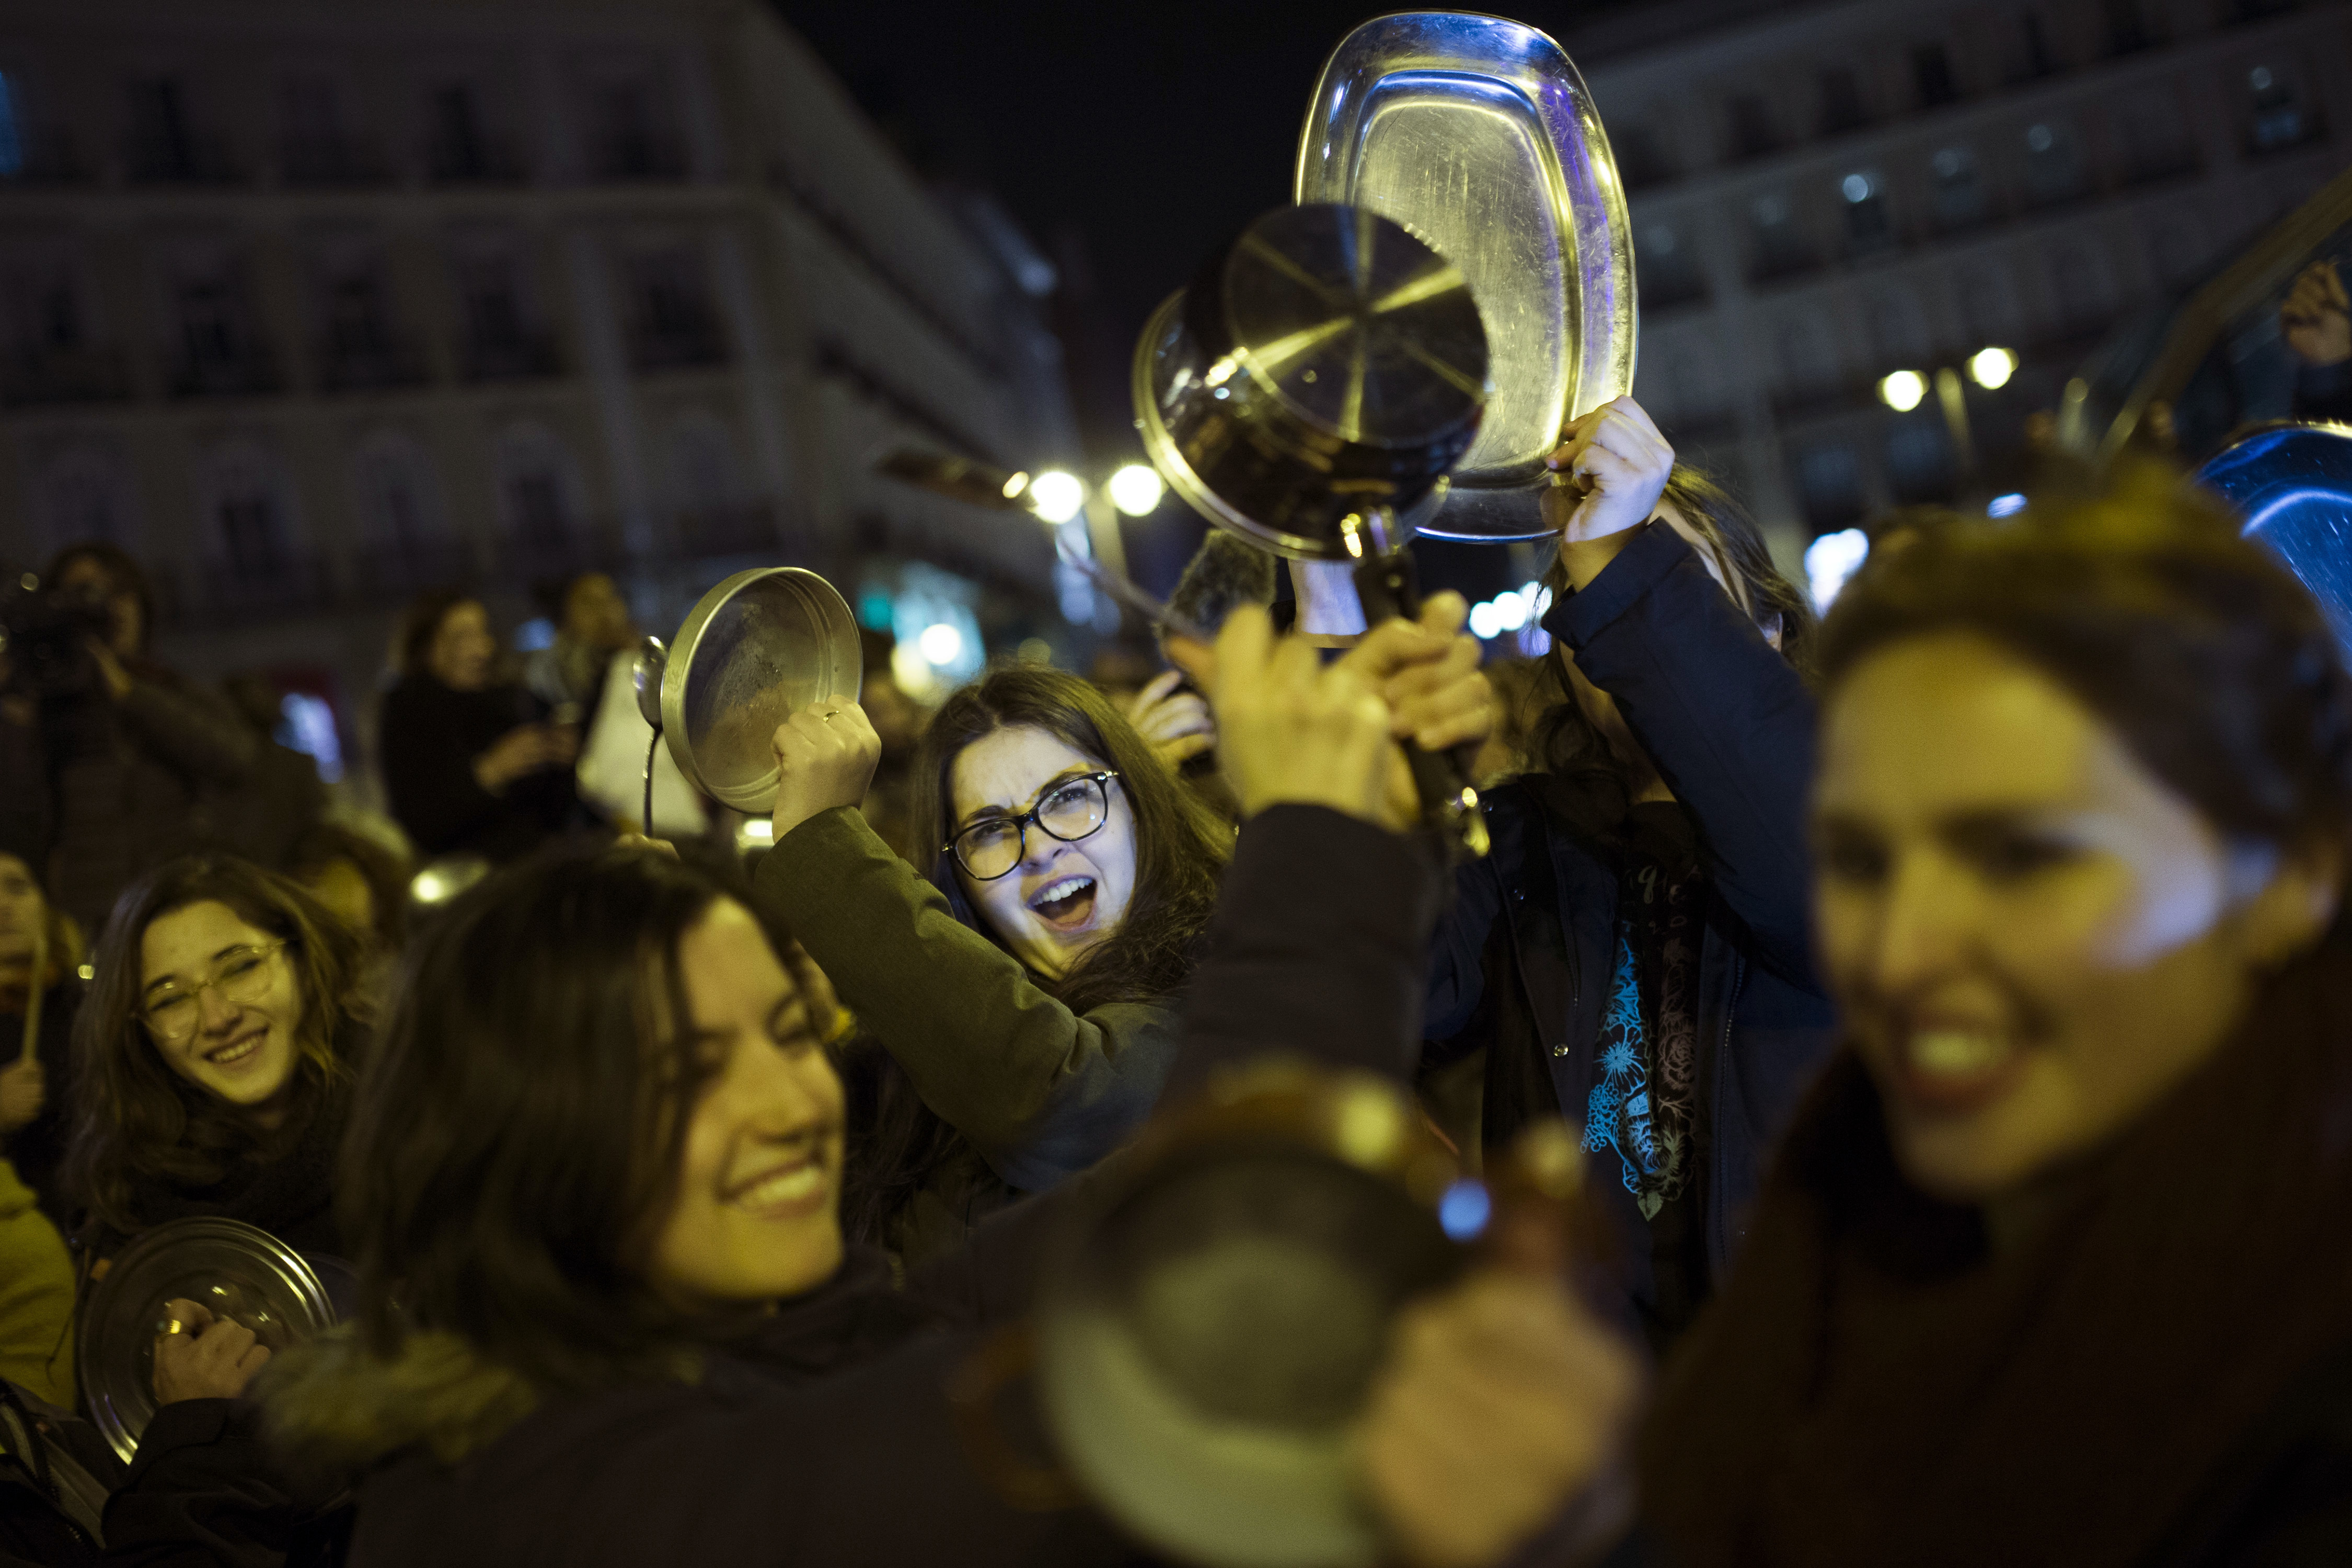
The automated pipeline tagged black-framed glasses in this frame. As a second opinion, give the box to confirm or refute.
[142,940,287,1043]
[946,771,1120,881]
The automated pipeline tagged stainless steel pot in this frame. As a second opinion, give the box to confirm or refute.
[1136,203,1490,562]
[659,568,861,813]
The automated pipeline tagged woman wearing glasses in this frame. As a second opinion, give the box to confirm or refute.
[63,856,373,1270]
[755,664,1231,1262]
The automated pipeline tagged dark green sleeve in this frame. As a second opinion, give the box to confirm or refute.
[752,808,1179,1191]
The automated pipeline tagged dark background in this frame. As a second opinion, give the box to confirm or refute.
[775,0,1649,597]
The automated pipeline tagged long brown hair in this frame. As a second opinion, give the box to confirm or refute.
[1528,464,1816,827]
[846,663,1231,1248]
[63,856,372,1238]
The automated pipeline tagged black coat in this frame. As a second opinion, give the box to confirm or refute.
[1424,524,1837,1340]
[322,806,1446,1566]
[377,676,578,863]
[87,1082,350,1264]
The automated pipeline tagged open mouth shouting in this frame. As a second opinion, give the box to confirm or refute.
[1027,873,1099,931]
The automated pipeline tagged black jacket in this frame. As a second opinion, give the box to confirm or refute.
[85,1083,349,1265]
[377,677,577,864]
[1424,524,1837,1338]
[298,807,1445,1567]
[0,979,77,1223]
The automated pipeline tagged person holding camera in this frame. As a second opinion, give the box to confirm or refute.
[8,545,262,938]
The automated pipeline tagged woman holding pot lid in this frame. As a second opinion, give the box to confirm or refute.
[64,856,373,1275]
[758,624,1492,1265]
[1479,465,2352,1563]
[1422,396,1836,1354]
[260,608,1629,1568]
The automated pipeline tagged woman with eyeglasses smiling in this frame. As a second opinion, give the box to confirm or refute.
[63,856,371,1280]
[754,663,1232,1263]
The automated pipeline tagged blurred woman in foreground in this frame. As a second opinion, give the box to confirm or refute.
[261,609,1624,1567]
[1632,468,2352,1561]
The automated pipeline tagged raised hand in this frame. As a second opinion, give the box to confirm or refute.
[2282,260,2351,368]
[1540,397,1676,594]
[1125,669,1217,769]
[1207,606,1396,826]
[769,701,882,843]
[152,1298,272,1404]
[0,1055,43,1134]
[1337,591,1496,828]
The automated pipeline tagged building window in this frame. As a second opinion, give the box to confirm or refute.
[0,73,22,178]
[2250,66,2312,153]
[1913,44,1958,108]
[316,258,417,391]
[169,269,273,396]
[627,248,725,371]
[1793,444,1864,530]
[1818,67,1865,135]
[1841,171,1893,251]
[1932,145,1988,227]
[428,83,517,182]
[280,76,377,185]
[1640,224,1707,308]
[2103,0,2150,55]
[1615,124,1672,189]
[508,470,569,550]
[587,75,683,181]
[2021,13,2056,78]
[1749,192,1814,281]
[218,490,285,581]
[2023,120,2088,205]
[129,77,229,182]
[1727,94,1779,161]
[1886,419,1956,503]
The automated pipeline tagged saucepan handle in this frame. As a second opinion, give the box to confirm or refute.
[1351,548,1491,858]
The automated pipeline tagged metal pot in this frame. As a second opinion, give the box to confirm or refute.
[1136,203,1490,561]
[658,568,861,813]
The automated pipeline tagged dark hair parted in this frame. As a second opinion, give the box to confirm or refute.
[1817,462,2352,852]
[64,857,372,1239]
[1529,464,1817,816]
[395,588,481,677]
[341,845,789,1391]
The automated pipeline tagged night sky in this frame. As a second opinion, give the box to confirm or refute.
[774,0,1653,597]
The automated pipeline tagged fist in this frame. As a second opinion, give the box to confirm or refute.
[1125,669,1216,769]
[2282,260,2351,368]
[152,1298,272,1404]
[1540,396,1674,548]
[1359,1271,1640,1567]
[770,701,882,842]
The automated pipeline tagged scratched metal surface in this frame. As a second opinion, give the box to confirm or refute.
[2198,422,2352,661]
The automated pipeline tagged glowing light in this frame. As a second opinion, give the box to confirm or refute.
[1438,1180,1492,1241]
[1468,601,1503,640]
[739,819,774,844]
[1968,345,2018,390]
[76,963,94,982]
[999,470,1030,500]
[1841,172,1872,202]
[1026,470,1085,524]
[1878,370,1928,412]
[1106,464,1166,517]
[1987,492,2028,517]
[917,622,964,665]
[1806,527,1871,612]
[1491,589,1529,631]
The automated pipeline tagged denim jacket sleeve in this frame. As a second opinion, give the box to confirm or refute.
[1543,523,1821,988]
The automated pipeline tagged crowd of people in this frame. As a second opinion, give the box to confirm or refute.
[0,376,2347,1566]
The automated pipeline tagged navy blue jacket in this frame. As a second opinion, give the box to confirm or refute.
[1425,523,1837,1333]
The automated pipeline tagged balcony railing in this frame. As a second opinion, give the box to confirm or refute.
[428,136,527,184]
[316,335,431,394]
[462,329,564,383]
[167,345,283,399]
[0,345,131,407]
[589,134,686,182]
[280,137,389,187]
[630,320,728,373]
[128,134,241,184]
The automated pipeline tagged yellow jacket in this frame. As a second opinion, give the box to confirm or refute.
[0,1155,74,1406]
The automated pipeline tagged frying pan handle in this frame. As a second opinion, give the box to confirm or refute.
[944,1323,1087,1513]
[1351,548,1491,858]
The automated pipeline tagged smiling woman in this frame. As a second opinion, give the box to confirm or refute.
[754,664,1231,1264]
[64,856,371,1266]
[1635,463,2352,1566]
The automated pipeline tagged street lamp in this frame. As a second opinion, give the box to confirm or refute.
[1968,345,2018,390]
[1877,368,1928,412]
[1023,469,1086,524]
[1107,463,1167,517]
